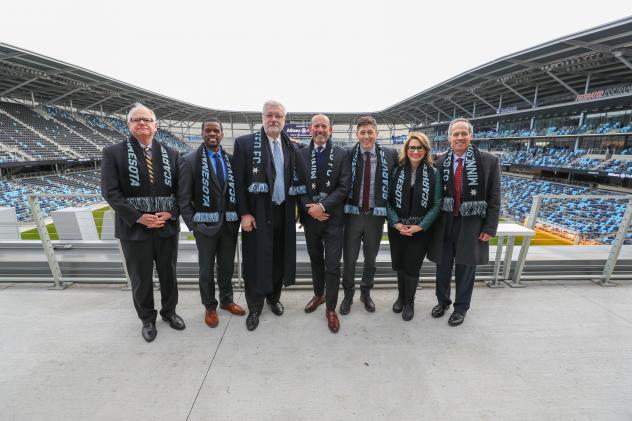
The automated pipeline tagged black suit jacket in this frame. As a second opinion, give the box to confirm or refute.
[178,147,237,237]
[295,143,351,225]
[101,139,180,241]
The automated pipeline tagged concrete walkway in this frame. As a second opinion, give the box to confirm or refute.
[1,282,631,421]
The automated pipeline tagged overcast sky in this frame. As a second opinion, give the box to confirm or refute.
[1,1,631,113]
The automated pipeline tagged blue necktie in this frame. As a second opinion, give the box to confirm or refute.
[272,140,285,204]
[213,153,225,190]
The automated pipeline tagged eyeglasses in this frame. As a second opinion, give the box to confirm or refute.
[408,146,426,152]
[130,117,155,124]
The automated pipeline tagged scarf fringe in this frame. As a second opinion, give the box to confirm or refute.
[460,201,488,217]
[399,216,421,225]
[373,207,387,217]
[225,211,239,222]
[440,197,487,216]
[193,212,220,223]
[344,204,360,215]
[441,197,454,212]
[248,182,269,193]
[312,193,328,202]
[288,184,306,195]
[127,196,175,213]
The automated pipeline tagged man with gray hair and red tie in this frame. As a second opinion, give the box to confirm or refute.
[428,117,501,326]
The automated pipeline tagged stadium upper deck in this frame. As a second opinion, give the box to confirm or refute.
[2,16,632,137]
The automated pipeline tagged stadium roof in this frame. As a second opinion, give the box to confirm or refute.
[2,16,632,127]
[0,43,367,125]
[382,15,632,127]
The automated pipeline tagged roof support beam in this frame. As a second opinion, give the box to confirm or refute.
[80,95,113,112]
[446,98,473,118]
[0,76,40,96]
[544,71,578,95]
[111,104,132,115]
[415,107,437,123]
[501,82,534,106]
[429,103,453,121]
[469,92,497,112]
[46,87,83,105]
[614,53,632,73]
[159,109,184,119]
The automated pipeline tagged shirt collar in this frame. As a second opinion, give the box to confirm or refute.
[207,148,221,157]
[360,144,376,155]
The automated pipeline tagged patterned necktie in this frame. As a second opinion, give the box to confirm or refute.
[143,145,154,184]
[361,151,371,212]
[454,157,463,216]
[213,152,225,190]
[272,140,285,204]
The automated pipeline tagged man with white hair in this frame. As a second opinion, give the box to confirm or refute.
[233,100,301,331]
[101,103,185,342]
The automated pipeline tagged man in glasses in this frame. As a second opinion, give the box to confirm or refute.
[101,103,185,342]
[233,100,300,331]
[294,114,351,333]
[178,119,245,329]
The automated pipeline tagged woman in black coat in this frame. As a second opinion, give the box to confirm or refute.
[386,132,442,321]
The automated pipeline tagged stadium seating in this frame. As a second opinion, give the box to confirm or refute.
[0,170,102,222]
[0,101,191,163]
[432,117,632,141]
[501,175,629,244]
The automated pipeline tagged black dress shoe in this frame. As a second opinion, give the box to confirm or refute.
[431,303,450,318]
[360,294,375,313]
[246,311,260,331]
[402,303,414,321]
[269,301,284,316]
[392,296,403,313]
[162,313,186,330]
[142,321,157,342]
[339,297,352,315]
[448,312,465,326]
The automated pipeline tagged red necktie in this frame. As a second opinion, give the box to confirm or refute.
[453,158,463,216]
[361,152,371,212]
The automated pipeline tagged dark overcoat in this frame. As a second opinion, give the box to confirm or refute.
[427,150,501,266]
[232,129,298,294]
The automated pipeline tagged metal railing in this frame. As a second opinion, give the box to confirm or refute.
[513,194,632,286]
[2,192,631,289]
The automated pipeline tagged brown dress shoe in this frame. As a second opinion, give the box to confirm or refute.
[220,302,246,316]
[326,310,340,333]
[204,309,219,328]
[304,295,325,313]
